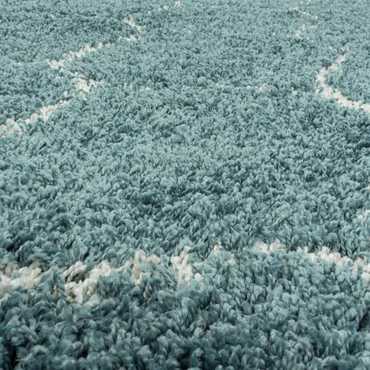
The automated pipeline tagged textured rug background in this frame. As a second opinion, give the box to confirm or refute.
[1,0,370,368]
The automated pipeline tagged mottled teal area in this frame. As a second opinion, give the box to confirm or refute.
[0,0,130,61]
[2,248,370,369]
[1,0,370,368]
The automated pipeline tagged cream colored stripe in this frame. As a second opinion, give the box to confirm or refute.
[317,53,370,113]
[0,15,143,137]
[0,247,201,306]
[255,240,370,282]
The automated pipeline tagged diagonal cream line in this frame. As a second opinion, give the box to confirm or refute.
[317,53,370,114]
[0,16,143,138]
[123,15,144,34]
[47,42,108,71]
[0,43,108,138]
[0,101,69,137]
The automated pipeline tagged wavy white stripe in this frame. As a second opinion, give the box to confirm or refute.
[2,241,368,306]
[47,42,108,70]
[0,15,142,138]
[255,240,370,282]
[317,53,370,113]
[0,247,202,306]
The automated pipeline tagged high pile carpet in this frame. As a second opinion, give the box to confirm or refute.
[1,0,370,369]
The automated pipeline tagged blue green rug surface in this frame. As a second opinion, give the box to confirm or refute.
[1,0,370,369]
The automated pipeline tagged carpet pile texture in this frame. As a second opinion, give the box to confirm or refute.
[1,0,370,368]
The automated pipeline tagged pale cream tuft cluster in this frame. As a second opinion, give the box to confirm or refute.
[255,240,370,283]
[317,53,370,114]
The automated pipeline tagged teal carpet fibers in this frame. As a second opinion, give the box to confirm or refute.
[1,0,370,368]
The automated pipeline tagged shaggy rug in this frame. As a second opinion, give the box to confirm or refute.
[1,0,370,368]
